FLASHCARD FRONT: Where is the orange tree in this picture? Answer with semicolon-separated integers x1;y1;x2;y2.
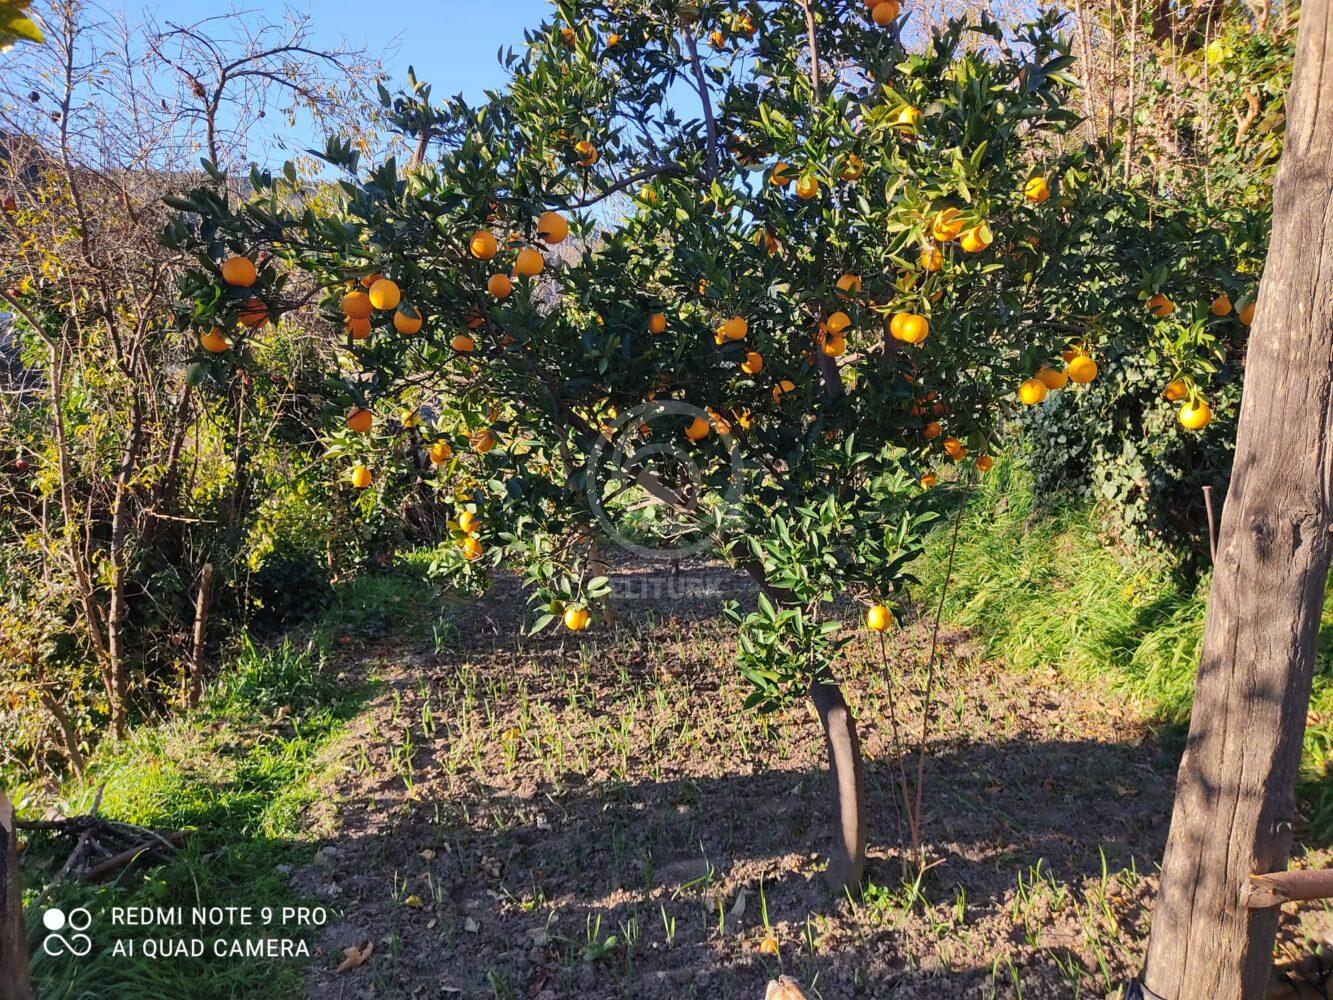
166;1;1131;890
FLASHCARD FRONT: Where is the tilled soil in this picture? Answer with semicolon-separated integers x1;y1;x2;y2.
293;559;1331;999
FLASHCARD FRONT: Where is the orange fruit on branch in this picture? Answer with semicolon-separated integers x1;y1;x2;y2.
221;256;257;287
451;334;476;353
393;307;422;334
200;328;229;353
488;273;513;299
871;0;899;25
350;465;372;489
1210;293;1232;316
537;210;569;244
1067;355;1098;384
237;298;269;328
564;606;591;631
866;604;892;631
515;248;544;277
1036;367;1067;390
345;317;371;340
649;312;667;334
1179;398;1213;430
1164;379;1188;402
1018;377;1048;405
346;407;373;433
1147;293;1175;318
342;290;371;320
1023;176;1050;203
470;230;499;260
741;351;764;374
368;278;400;311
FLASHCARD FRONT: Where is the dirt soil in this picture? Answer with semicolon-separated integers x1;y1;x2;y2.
293;558;1333;999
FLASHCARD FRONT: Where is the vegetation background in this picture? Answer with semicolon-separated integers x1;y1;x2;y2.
0;1;1317;997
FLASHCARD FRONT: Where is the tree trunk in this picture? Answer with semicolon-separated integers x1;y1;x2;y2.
0;793;31;1000
1139;5;1333;997
810;680;867;895
187;563;214;708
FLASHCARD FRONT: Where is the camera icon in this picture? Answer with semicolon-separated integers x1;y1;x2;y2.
42;907;93;957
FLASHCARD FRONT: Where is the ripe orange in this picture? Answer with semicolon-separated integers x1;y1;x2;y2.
646;312;667;334
238;298;269;328
891;312;929;343
741;351;764;374
451;334;476;353
976;455;994;473
360;272;382;288
1036;367;1067;390
840;155;864;181
770;162;793;187
428;440;453;465
470;230;499;260
368;278;400;311
488;273;513;299
1147;293;1175;319
515;248;544;277
893;105;922;129
826;311;852;334
459;510;479;533
959;223;993;253
346;407;373;433
866;604;892;631
1164;379;1188;402
563;606;591;631
200;328;229;353
394;308;422;335
822;335;846;357
345;317;371;340
537;210;569;244
919;246;943;272
796;175;820;200
720;316;748;341
836;274;862;297
471;428;497;453
756;229;780;255
342;291;372;320
923;421;941;440
1179;398;1213;430
1067;355;1098;384
920;473;937;488
1238;299;1256;326
1210;293;1232;316
871;0;899;24
350;465;372;489
683;416;709;442
772;379;796;402
574;140;599;167
1018;377;1048;405
221;256;257;287
1023;176;1050;203
943;437;965;461
461;536;483;560
931;207;964;242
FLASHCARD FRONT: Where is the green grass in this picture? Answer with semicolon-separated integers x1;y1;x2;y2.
917;457;1333;844
17;566;452;999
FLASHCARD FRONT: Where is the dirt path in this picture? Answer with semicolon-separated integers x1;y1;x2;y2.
292;559;1327;999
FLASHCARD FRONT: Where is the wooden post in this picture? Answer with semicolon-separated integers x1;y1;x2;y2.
0;792;32;1000
1139;4;1333;996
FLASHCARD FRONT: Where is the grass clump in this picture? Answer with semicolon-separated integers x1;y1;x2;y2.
918;457;1333;843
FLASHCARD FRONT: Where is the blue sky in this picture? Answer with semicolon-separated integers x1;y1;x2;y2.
152;0;553;101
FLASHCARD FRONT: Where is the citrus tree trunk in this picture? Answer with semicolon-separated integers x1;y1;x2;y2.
810;680;867;893
1139;4;1333;996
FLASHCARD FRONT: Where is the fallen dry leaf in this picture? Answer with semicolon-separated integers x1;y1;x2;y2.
335;939;373;973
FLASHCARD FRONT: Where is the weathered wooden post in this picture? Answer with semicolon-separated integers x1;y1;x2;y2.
0;792;31;1000
1136;3;1333;997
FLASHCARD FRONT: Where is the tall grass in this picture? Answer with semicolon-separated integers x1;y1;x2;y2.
917;458;1333;843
